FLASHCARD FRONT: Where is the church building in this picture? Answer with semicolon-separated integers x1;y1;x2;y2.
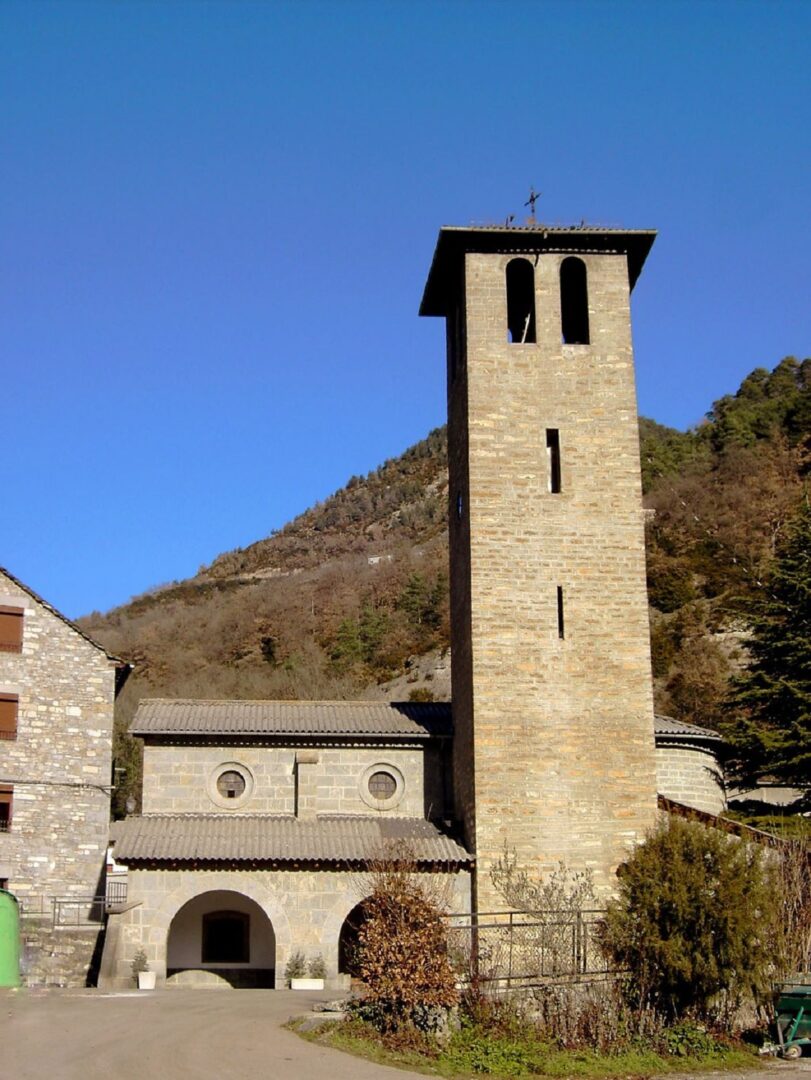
101;222;702;990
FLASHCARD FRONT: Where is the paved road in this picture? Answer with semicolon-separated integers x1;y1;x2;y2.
0;987;422;1080
3;986;811;1080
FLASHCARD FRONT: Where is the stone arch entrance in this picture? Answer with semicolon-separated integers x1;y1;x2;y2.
167;889;276;988
338;899;372;977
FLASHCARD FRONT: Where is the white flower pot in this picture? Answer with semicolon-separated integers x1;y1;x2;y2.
137;971;156;990
290;977;324;990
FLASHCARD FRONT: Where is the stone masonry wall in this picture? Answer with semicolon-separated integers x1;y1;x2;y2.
20;920;104;987
0;571;117;911
446;278;478;863
100;864;472;989
142;742;444;818
450;249;659;905
656;744;726;817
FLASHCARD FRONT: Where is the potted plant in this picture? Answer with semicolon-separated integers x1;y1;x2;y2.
131;948;156;990
286;950;325;990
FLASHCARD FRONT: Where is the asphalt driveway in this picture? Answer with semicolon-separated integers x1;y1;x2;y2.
4;986;811;1080
0;987;422;1080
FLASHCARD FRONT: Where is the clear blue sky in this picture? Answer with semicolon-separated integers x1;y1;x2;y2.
3;0;809;618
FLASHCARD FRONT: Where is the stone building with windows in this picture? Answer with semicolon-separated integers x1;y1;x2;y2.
102;700;471;988
101;222;726;990
0;567;128;984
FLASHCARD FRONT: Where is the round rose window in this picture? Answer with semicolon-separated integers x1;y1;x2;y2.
216;769;246;800
368;771;397;802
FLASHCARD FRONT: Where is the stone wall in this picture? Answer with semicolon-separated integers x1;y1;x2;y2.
99;864;472;990
0;572;118;911
142;741;447;819
446;247;659;904
656;744;726;817
20;919;104;987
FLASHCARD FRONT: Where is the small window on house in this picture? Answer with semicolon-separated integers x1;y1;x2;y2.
0;695;17;741
0;787;12;833
557;586;565;640
546;429;561;493
506;258;536;344
560;257;590;344
0;607;23;653
216;770;246;799
368;771;397;802
202;910;250;964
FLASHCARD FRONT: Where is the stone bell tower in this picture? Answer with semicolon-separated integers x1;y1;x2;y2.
420;224;659;906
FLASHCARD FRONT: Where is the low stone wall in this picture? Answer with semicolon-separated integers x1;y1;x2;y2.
19;919;105;987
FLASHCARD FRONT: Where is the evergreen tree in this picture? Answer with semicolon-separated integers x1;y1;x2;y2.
724;497;811;791
600;816;774;1019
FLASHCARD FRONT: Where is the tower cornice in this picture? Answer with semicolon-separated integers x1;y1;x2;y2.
420;224;656;316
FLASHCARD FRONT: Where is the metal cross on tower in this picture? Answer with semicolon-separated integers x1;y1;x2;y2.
524;187;541;222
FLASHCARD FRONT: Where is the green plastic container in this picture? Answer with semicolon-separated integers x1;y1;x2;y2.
0;888;21;988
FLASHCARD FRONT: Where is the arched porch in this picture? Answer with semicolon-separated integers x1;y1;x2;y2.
166;889;276;988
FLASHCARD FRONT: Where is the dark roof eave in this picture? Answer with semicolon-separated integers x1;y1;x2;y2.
115;856;472;870
420;224;656;316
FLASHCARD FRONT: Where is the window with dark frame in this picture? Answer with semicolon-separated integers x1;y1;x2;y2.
0;787;12;833
0;695;18;741
557;586;565;640
0;607;23;653
202;910;250;964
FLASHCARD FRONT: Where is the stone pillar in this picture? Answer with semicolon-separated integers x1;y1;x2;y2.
295;751;319;819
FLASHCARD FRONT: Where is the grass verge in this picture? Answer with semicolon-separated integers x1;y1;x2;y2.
291;1017;759;1079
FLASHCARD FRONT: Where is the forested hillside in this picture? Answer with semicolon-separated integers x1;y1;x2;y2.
79;357;811;814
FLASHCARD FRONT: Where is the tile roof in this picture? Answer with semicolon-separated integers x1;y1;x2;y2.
654;714;723;742
130;699;452;739
111;814;472;866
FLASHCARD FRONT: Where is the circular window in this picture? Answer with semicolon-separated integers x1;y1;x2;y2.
368;771;397;801
216;770;246;800
359;763;404;811
207;762;254;809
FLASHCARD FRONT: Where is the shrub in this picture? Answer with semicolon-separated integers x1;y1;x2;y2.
356;852;459;1030
284;950;307;983
130;948;149;976
308;953;327;979
599;816;775;1020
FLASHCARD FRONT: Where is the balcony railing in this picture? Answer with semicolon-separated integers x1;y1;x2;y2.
15;880;128;925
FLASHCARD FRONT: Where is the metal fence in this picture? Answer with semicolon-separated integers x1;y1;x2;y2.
51;895;107;927
446;909;608;988
17;878;128;927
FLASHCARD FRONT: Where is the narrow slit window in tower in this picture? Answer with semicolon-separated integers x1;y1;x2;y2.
560;257;590;344
546;429;561;493
506;258;536;344
557;586;565;639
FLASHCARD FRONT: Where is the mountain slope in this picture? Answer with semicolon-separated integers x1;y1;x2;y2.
79;357;810;815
